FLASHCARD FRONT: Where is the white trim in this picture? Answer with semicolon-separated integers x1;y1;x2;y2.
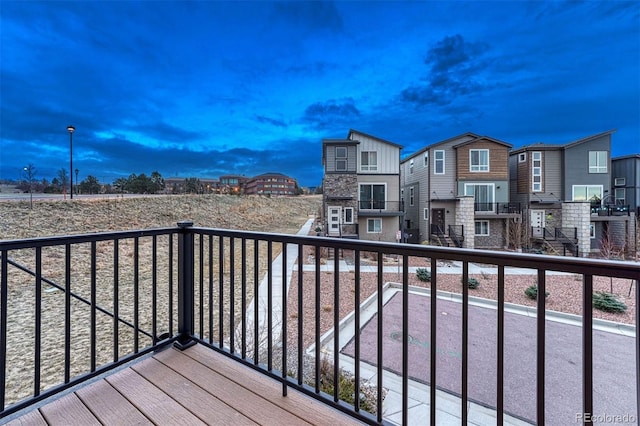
474;220;489;236
518;153;526;163
343;207;354;224
532;151;542;192
571;185;603;202
366;218;382;233
614;177;625;186
588;151;607;174
469;149;489;172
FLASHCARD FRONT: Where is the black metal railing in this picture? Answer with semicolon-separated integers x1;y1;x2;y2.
474;202;521;214
1;222;639;425
358;200;403;212
448;225;464;248
591;204;631;216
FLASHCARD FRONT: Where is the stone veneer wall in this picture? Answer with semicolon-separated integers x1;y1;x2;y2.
561;202;591;257
456;196;475;249
322;174;358;232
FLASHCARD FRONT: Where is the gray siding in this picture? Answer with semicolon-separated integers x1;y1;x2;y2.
612;155;640;211
563;134;611;200
324;144;357;173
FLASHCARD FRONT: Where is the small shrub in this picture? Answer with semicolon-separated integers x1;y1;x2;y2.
525;284;549;300
593;291;627;313
416;268;431;282
464;277;480;289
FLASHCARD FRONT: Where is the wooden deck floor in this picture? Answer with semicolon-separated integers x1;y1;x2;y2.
5;344;364;425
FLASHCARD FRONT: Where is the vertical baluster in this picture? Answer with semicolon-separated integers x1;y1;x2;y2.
402;254;409;426
241;238;247;359
0;250;7;410
113;240;119;362
583;274;593;424
297;244;303;386
90;241;96;372
281;243;287;396
199;234;204;340
218;236;224;347
267;240;273;371
134;237;139;352
65;244;71;382
497;264;505;423
333;247;339;403
230;237;235;354
315;244;320;394
377;251;383;423
430;256;437;424
254;240;259;365
536;269;546;425
354;249;361;412
462;261;469;424
209;235;214;345
152;236;157;343
34;247;41;397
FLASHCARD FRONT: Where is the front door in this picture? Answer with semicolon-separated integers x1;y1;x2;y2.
432;208;445;235
328;206;341;236
531;209;545;238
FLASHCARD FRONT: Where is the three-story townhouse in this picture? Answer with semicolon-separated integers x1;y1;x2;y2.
322;129;403;242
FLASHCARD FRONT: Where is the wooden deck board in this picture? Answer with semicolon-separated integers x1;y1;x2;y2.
106;368;206;426
152;348;313;425
131;357;258;425
38;393;101;425
4;344;365;426
179;344;364;426
75;379;153;425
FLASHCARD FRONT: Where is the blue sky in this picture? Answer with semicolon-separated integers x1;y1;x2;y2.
1;1;638;187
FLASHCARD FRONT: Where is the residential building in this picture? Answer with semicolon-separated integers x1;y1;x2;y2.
245;172;298;196
321;129;403;242
612;154;640;215
401;133;515;249
508;130;635;255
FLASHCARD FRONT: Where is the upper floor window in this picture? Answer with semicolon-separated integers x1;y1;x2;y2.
335;147;347;171
361;151;378;171
532;151;542;192
409;159;414;174
589;151;607;173
409;187;415;206
518;153;526;163
434;150;445;174
614;177;625;186
470;149;489;172
423;151;429;167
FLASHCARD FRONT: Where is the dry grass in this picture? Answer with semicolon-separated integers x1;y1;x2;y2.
1;194;321;406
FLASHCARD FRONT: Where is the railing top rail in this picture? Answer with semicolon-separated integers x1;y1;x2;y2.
0;226;178;250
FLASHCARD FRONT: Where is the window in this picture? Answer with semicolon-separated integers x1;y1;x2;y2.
518;153;526;163
470;149;489;172
532;151;542;192
423;208;429;220
361;151;377;171
343;207;354;224
359;184;386;209
367;218;382;233
409;187;414;206
423;151;429;167
465;183;495;212
572;185;603;202
409;159;414;174
590;223;595;239
614;177;625;186
589;151;607;173
475;221;489;236
335;147;347;171
615;188;626;204
434;150;445;174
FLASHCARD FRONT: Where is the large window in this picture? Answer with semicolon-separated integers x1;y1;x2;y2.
465;183;495;212
475;221;489;236
532;151;542;192
335;147;347;171
572;185;603;202
434;150;445;174
361;151;377;171
615;188;626;204
589;151;607;173
367;218;382;233
359;183;386;209
470;149;489;172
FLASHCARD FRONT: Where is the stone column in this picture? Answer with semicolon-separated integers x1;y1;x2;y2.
456;196;475;249
561;202;591;257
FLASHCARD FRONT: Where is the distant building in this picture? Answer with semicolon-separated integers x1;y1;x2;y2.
218;175;249;194
245;172;298;195
611;154;640;215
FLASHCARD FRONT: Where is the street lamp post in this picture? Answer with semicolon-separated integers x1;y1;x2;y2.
23;167;32;209
67;125;75;199
75;168;79;195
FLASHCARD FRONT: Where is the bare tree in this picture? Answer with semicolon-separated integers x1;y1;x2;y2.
21;163;37;209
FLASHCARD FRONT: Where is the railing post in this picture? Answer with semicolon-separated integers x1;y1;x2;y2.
175;221;196;350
